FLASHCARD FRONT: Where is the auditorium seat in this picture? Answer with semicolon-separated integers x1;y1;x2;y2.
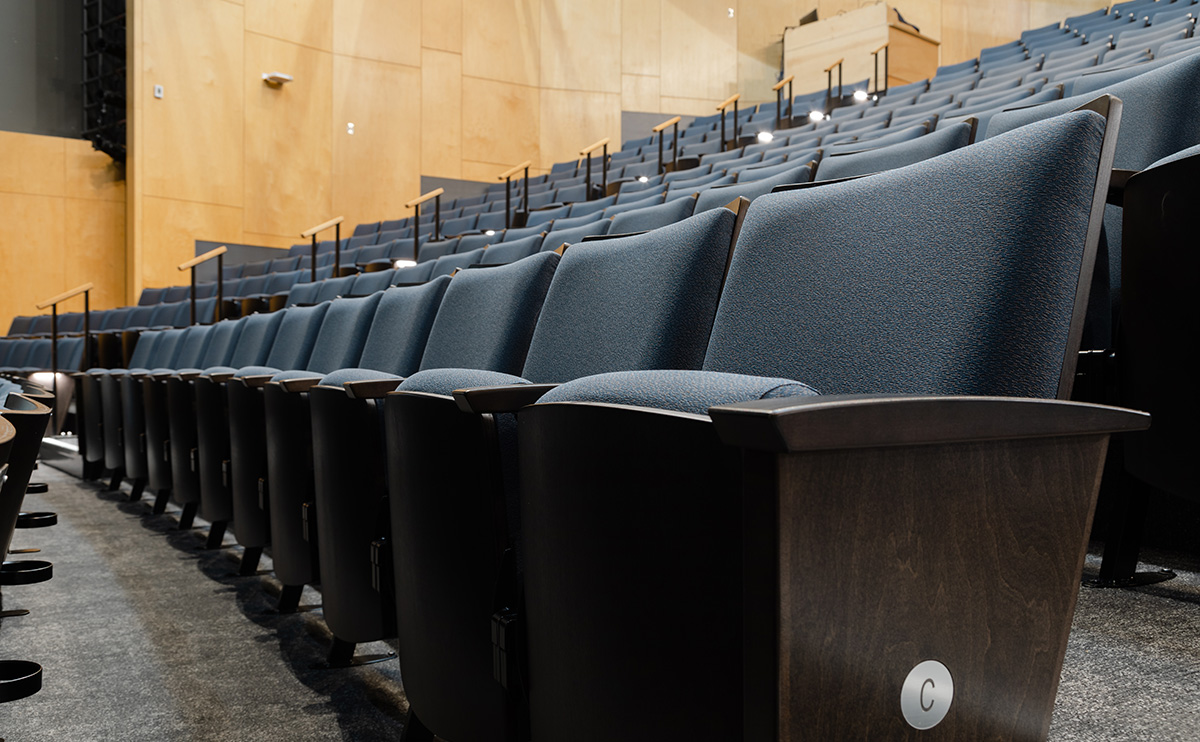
538;220;612;253
166;311;286;527
224;293;383;568
607;195;697;233
509;104;1128;741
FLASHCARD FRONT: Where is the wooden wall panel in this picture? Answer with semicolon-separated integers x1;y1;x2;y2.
65;199;127;313
422;49;464;179
661;0;739;104
462;0;540;87
540;0;621;93
141;0;244;207
0;131;65;197
461;77;539;170
333;0;421;66
64;139;126;204
0;132;125;330
245;0;333;50
621;0;661;77
242;32;333;237
622;74;661;114
940;0;1028;65
140;198;243;290
423;0;462;53
539;89;621;170
0;193;67;326
332;55;422;228
737;0;813;104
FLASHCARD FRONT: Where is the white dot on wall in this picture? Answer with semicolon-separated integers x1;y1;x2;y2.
727;7;735;18
347;122;355;135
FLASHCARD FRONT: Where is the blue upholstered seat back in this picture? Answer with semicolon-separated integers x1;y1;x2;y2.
539;220;611;252
816;122;974;181
301;293;384;374
127;332;161;368
695;164;813;213
197;319;245;367
394;261;435;284
263;302;331;371
144;329;188;368
286;281;322;306
124;305;156;329
226;310;287;368
349;270;396;296
704;111;1106;399
986;53;1200;344
314;275;357;303
417;251;560;375
519;207;739;383
355;277;452;376
481;233;545;265
171;325;215;369
608;195;698;234
19;340;51;369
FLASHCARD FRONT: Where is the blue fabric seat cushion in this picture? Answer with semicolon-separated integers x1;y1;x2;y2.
233;365;282;378
537;369;819;416
321;368;404;387
397;368;530;397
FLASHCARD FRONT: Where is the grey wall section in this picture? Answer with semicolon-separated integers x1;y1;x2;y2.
420;175;488;204
0;0;83;138
193;241;286;282
620;111;697;150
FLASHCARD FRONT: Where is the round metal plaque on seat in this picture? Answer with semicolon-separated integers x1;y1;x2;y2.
900;659;954;730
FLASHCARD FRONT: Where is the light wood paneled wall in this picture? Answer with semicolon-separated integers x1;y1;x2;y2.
0;132;125;333
116;0;1113;305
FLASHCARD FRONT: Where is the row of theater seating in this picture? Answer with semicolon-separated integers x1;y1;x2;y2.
68;63;1197;736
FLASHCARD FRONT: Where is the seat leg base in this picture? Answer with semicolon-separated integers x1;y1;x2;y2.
0;609;31;619
177;502;197;530
324;638;395;669
277;584;304;614
7;549;39;555
151;489;170;515
105;472;122;492
239;547;262;576
1084;568;1176;589
204;520;227;549
128;479;145;503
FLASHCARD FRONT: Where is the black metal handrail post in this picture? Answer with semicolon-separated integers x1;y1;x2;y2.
35;282;94;403
404;189;445;262
652;116;682;174
716;94;740;151
497;162;531;230
580;138;610;200
872;43;890;95
177;246;227;324
773;75;794;130
300;216;345;281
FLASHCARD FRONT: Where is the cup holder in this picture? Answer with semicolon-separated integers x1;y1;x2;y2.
15;512;57;529
0;561;53;586
0;660;42;703
25;483;49;495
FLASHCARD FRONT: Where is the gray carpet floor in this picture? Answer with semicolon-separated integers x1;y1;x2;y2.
2;466;1198;740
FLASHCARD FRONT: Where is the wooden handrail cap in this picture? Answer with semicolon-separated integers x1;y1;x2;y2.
771;75;795;91
716;94;742;111
301;216;345;238
405;188;445;208
497;161;533;180
37;282;95;309
177;246;227;271
652;116;682;133
579;137;611;156
823;58;845;73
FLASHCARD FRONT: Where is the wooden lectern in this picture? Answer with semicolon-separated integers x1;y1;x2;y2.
784;4;939;96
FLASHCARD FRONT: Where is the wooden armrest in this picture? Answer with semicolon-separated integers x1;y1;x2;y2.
149;370;175;380
204;371;235;383
344;378;403;399
278;377;323;393
239;374;275;388
176;370;203;381
708;395;1150;453
452;384;560;413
